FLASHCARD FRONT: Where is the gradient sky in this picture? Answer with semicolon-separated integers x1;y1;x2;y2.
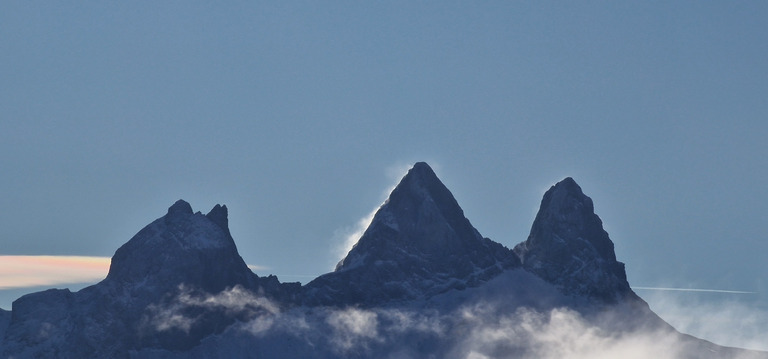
1;1;767;349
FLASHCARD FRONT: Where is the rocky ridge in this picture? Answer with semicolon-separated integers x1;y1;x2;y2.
0;162;765;358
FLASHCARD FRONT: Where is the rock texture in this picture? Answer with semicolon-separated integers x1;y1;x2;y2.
514;177;635;303
304;162;517;305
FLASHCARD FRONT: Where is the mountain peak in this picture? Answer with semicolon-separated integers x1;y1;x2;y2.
336;162;490;271
167;199;193;217
384;162;449;208
5;200;294;356
306;162;516;305
206;204;230;235
556;176;579;191
106;200;255;294
408;161;437;178
514;178;634;303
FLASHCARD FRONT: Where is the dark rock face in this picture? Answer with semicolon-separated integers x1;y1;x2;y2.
304;162;518;305
514;177;636;303
106;200;257;294
0;309;9;345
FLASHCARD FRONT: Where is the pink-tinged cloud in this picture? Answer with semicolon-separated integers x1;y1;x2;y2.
0;255;111;289
0;256;270;290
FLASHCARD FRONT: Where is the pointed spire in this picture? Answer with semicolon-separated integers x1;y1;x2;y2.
309;162;516;305
206;204;230;235
527;177;615;262
108;200;256;294
378;162;480;246
336;162;487;271
514;177;633;303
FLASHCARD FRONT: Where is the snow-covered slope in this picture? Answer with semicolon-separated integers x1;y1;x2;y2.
1;163;765;358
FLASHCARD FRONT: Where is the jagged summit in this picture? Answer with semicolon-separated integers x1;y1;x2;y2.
514;178;635;303
2;200;295;357
4;173;767;359
206;203;230;235
106;200;256;294
306;162;517;305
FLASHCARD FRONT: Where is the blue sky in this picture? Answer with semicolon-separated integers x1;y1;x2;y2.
1;1;767;349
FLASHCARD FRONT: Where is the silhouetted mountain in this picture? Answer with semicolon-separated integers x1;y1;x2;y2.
304;162;517;305
1;201;297;358
107;200;257;294
1;164;765;359
514;177;636;303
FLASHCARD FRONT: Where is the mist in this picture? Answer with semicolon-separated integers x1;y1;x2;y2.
642;290;768;352
138;285;766;359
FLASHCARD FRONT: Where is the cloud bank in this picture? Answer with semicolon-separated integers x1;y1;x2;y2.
141;286;767;359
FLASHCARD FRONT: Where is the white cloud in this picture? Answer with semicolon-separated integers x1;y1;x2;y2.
146;284;280;334
326;308;381;351
140;288;768;358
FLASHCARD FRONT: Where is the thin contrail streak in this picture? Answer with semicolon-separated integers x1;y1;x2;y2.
633;286;756;294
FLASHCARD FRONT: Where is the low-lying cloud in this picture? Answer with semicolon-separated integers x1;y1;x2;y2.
325;308;381;351
146;284;279;333
141;285;767;358
452;306;683;359
642;290;768;352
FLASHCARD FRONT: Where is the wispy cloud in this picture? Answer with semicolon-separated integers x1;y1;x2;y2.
332;206;379;268
0;255;111;289
326;308;381;351
331;164;408;269
146;284;279;333
247;264;270;272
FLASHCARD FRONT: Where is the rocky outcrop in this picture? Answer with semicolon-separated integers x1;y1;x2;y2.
1;201;297;358
514;177;636;303
304;162;517;305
